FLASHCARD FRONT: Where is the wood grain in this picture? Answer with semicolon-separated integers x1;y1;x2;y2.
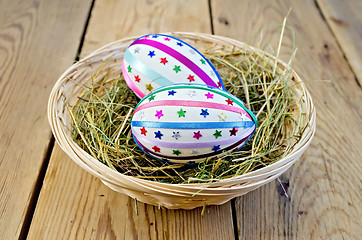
28;145;235;240
0;0;92;239
27;0;236;239
317;0;362;86
212;0;362;239
81;0;212;57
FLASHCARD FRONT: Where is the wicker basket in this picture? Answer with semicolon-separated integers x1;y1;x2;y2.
48;32;316;209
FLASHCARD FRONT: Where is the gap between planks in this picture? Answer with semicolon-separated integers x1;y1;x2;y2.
18;137;55;240
21;1;96;239
313;0;362;88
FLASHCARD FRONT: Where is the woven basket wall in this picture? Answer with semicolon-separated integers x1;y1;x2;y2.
48;32;316;209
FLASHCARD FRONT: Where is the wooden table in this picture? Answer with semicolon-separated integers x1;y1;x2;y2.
1;0;361;239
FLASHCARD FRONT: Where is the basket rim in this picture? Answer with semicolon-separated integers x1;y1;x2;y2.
48;32;316;190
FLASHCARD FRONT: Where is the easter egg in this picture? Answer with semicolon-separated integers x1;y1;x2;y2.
131;84;257;164
122;33;225;99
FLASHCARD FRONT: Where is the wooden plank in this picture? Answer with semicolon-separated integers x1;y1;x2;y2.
81;0;212;57
211;0;362;239
317;0;362;86
27;0;236;239
28;145;234;239
0;0;92;239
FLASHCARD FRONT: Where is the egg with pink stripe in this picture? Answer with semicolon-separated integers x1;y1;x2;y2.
122;33;225;99
131;84;257;164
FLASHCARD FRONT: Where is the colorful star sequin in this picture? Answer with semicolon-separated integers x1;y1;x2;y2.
148;50;155;58
205;92;214;99
154;130;163;139
168;90;176;96
134;47;140;54
187;90;196;97
148;94;156;102
172;131;181;140
193;131;203;140
200;109;209;118
212;145;221;152
160;57;168;65
226;98;233;105
173;65;181;73
173;149;181;156
140;127;147;136
138;111;145;119
146;83;153;91
218;112;227;121
134;75;141;82
191;149;199;154
213;130;222;139
127;65;132;73
152;146;161;152
187;74;195;82
230;127;238;136
240;113;248;120
155;110;164;119
177;108;186;117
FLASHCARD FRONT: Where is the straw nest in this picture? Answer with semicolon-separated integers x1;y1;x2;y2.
48;32;316;209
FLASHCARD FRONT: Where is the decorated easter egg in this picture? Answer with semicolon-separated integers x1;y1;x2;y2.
122;33;225;99
131;84;257;164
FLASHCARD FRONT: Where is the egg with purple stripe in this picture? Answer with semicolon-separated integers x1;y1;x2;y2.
131;84;257;164
122;33;225;99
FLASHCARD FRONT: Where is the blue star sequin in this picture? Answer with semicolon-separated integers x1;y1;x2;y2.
177;42;183;47
168;90;176;96
148;50;155;58
152;35;159;38
200;109;209;118
154;130;163;139
212;145;221;152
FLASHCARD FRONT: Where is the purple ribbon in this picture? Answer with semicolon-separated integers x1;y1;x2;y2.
136;134;252;161
131;39;219;88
